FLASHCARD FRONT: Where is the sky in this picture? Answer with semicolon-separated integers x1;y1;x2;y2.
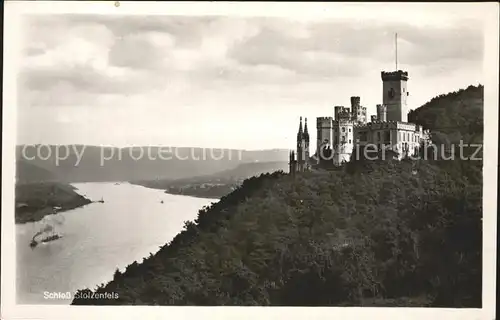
16;4;485;150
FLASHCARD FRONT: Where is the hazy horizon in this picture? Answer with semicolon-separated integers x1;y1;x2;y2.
15;143;290;151
17;4;484;150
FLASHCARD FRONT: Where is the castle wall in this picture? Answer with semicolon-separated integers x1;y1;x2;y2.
352;120;426;160
376;104;387;122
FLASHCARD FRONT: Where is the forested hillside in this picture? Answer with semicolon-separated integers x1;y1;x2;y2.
408;84;483;145
73;85;483;307
15;182;91;224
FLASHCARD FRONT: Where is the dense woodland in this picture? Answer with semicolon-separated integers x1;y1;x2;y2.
72;85;483;307
15;182;91;224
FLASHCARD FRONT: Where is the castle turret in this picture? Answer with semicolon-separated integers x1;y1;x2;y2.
332;106;354;165
350;96;367;124
334;106;351;121
303;118;310;144
351;96;360;109
289;150;297;176
295;117;309;172
297;116;303;141
376;104;387;122
303;118;310;169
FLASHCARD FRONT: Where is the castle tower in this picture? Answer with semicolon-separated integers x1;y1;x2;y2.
376;104;387;122
350;96;367;124
316;117;333;163
332;106;354;165
381;70;409;122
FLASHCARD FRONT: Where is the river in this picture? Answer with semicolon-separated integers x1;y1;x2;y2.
16;182;215;304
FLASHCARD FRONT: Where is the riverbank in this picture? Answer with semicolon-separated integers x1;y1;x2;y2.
163;185;231;199
134;180;231;199
15;182;92;224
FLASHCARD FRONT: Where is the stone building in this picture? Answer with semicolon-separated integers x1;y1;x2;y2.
290;69;430;174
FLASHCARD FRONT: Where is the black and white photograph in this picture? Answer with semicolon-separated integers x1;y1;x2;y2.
1;2;498;319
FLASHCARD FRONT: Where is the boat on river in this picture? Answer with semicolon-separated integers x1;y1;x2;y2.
30;226;63;248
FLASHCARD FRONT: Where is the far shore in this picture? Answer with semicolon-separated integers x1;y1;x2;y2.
15;182;93;224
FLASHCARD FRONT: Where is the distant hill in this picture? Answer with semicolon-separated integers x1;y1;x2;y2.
211;161;290;180
135;161;289;198
16;159;57;184
15;146;289;183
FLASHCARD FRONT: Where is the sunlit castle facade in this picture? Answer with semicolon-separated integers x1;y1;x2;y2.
289;69;431;174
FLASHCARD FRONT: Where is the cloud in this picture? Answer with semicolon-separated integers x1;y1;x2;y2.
228;19;483;77
18;14;483;110
108;31;175;69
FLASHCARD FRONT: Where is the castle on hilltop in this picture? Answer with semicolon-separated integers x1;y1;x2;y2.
289;69;430;174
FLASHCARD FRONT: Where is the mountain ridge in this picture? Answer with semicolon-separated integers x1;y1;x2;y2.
16;146;289;183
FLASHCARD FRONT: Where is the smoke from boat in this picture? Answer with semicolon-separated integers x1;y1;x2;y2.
32;215;65;241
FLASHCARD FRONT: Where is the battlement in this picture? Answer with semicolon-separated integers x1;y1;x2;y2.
317;116;333;121
317;117;333;128
354;123;369;129
381;70;409;81
334;105;351;121
354;120;422;132
354;120;421;128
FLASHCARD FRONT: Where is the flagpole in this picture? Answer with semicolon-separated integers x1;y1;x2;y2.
395;33;398;71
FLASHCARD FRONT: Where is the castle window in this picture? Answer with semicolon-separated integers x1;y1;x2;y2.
349;128;351;132
342;127;345;132
349;139;351;144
